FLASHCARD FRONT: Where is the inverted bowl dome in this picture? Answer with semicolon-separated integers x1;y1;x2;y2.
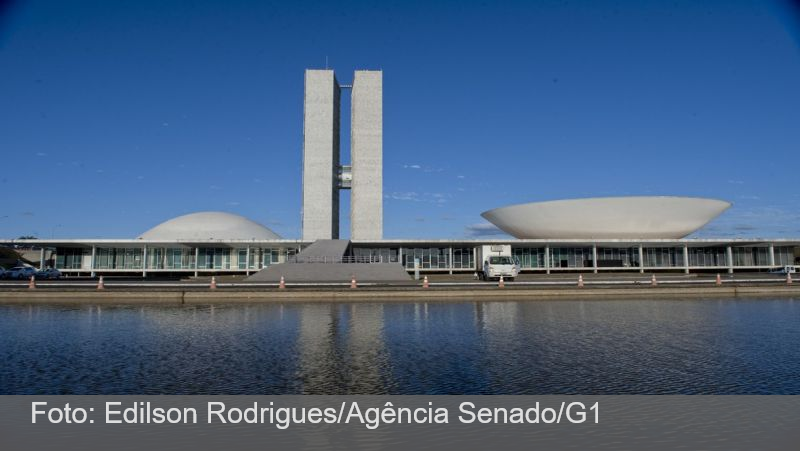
481;197;731;239
139;211;281;240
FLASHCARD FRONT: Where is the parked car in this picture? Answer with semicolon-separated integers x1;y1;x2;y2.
36;268;62;279
0;266;6;279
6;266;37;280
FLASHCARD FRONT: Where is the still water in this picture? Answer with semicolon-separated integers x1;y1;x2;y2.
1;298;799;395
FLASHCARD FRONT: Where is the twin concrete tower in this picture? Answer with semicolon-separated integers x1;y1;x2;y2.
301;69;383;241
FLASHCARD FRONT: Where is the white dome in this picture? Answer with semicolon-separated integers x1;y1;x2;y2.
481;196;731;239
138;212;281;240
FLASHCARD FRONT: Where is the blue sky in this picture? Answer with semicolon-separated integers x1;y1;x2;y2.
1;0;799;240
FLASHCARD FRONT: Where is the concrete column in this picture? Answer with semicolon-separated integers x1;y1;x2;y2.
142;245;148;278
245;246;251;276
350;70;383;240
592;244;598;274
545;245;550;274
472;247;477;272
448;247;453;275
90;245;96;278
726;245;734;274
638;244;644;274
194;247;199;277
683;244;690;274
769;244;775;267
39;248;45;269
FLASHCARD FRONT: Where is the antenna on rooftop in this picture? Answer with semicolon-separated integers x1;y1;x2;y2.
325;56;328;69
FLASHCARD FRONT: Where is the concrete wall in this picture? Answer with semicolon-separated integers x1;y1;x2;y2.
350;70;383;240
302;69;340;240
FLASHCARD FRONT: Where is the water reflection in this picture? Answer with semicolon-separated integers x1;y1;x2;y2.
1;299;799;395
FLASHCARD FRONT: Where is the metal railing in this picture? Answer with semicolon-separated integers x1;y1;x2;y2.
287;255;398;264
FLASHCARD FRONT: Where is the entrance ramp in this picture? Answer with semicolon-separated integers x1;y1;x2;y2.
294;239;350;261
246;239;411;283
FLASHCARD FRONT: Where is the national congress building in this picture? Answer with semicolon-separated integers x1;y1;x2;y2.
2;69;798;277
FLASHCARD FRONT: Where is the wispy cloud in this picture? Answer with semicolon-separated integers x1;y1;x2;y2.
402;164;444;173
387;191;419;201
386;191;451;204
464;222;508;237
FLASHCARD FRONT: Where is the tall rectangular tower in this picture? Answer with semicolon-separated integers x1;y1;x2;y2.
350;70;383;240
302;69;341;240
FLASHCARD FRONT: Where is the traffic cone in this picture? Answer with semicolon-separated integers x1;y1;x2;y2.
279;276;286;289
498;275;505;288
423;276;429;288
97;276;105;290
210;276;217;290
715;273;722;286
350;275;357;289
651;274;657;287
578;274;584;288
788;273;793;285
28;275;36;289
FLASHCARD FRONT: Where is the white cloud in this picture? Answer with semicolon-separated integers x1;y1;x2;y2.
464;222;508;237
388;191;419;201
387;192;451;204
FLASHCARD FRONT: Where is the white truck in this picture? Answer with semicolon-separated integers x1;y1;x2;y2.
478;245;520;281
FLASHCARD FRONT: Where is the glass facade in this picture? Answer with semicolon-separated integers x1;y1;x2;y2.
688;247;727;267
49;243;797;272
451;247;474;269
775;246;794;266
549;247;593;268
643;247;684;267
54;246;299;271
732;247;770;267
166;248;195;269
512;247;544;268
55;248;88;269
94;248;143;269
403;247;450;269
597;247;640;268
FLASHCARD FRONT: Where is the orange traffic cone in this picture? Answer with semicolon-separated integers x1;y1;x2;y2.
715;273;722;286
498;275;505;288
97;276;105;290
423;276;429;288
210;276;217;290
651;274;657;287
279;276;286;289
578;274;584;288
350;275;357;289
28;275;36;289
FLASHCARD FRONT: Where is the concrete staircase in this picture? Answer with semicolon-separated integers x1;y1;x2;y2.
246;239;412;283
